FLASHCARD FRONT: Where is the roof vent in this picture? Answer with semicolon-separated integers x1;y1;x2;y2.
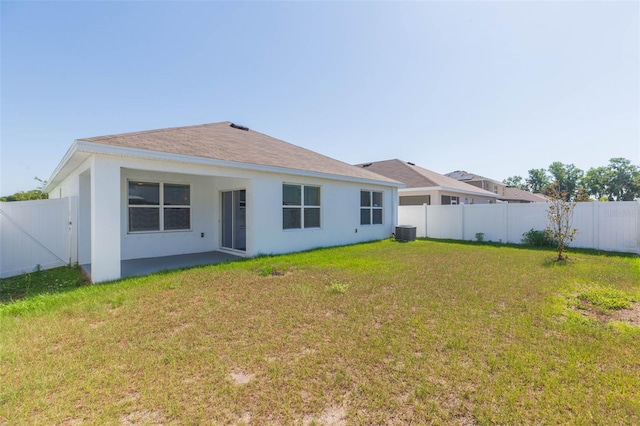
361;163;372;168
230;123;249;131
407;162;415;166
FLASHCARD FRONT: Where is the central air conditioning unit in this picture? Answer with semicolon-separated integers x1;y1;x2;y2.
395;225;416;242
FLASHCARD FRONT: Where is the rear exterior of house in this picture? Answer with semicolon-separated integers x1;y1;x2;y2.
445;170;506;195
46;122;402;282
446;170;548;203
356;160;500;206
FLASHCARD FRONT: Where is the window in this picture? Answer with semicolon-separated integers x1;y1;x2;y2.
283;184;320;229
128;181;190;232
441;195;459;205
400;195;430;206
360;191;383;225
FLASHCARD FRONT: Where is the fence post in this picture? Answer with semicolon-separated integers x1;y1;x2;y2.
593;201;599;251
460;203;465;240
504;202;509;243
637;200;640;255
424;203;428;238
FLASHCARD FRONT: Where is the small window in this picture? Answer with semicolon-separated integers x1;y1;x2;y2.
128;181;190;232
441;195;459;205
361;191;383;225
283;184;321;229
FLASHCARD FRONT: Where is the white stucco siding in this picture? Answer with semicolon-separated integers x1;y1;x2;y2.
48;155;93;200
436;190;496;205
120;169;221;260
251;173;395;256
400;188;497;206
91;155;121;282
48;152;398;278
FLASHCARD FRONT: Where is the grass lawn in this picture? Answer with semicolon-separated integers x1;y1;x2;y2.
1;239;639;424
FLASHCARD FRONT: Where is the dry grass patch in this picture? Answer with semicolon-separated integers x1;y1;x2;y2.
1;240;639;424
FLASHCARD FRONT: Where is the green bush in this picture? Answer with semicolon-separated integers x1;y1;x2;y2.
522;228;556;247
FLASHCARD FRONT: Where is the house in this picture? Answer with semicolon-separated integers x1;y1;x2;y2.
445;170;505;195
502;187;548;203
445;170;547;203
46;122;403;282
355;159;500;205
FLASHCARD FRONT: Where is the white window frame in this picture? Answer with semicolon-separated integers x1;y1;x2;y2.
128;181;191;233
360;190;384;225
282;184;321;230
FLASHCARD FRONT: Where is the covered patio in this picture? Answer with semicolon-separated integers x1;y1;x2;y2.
81;250;242;280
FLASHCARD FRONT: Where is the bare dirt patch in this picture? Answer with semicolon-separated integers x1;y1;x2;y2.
121;410;164;425
610;302;640;326
229;371;255;385
303;405;347;426
578;302;640;326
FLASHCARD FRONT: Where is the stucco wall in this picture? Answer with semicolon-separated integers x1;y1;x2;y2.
120;169;219;260
52;153;398;270
251;172;395;256
400;188;496;206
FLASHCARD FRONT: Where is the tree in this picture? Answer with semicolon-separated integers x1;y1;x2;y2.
548;162;583;200
503;175;526;189
525;168;551;193
545;183;578;261
0;177;49;202
606;157;639;201
582;166;610;200
574;187;592;202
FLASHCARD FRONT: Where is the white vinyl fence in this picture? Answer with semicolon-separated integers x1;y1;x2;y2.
399;201;640;254
0;197;78;278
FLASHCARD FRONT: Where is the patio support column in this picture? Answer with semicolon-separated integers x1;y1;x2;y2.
90;156;121;282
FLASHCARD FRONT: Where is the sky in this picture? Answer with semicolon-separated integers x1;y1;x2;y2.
1;1;638;195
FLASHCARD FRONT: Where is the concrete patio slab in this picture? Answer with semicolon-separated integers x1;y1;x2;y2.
81;250;242;280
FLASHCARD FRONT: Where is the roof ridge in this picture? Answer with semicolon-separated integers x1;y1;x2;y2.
78;122;231;142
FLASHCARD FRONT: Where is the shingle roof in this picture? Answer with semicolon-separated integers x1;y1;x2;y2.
445;170;501;184
77;122;399;184
503;187;548;202
355;160;499;196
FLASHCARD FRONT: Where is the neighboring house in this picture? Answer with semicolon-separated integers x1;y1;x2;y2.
446;170;547;203
46;122;402;282
502;187;548;203
445;170;506;195
355;159;500;206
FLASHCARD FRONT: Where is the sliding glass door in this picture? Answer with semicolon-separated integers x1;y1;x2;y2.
221;190;246;251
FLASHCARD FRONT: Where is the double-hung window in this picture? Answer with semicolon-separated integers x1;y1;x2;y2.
283;184;321;229
360;190;383;225
128;181;191;232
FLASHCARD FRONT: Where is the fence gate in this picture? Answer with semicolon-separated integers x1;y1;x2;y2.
0;197;77;279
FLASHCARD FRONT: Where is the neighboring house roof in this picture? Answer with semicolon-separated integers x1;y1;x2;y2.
47;122;402;190
503;187;548;203
445;170;503;185
354;159;500;198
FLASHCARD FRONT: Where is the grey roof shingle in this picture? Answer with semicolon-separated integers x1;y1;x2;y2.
78;122;399;184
